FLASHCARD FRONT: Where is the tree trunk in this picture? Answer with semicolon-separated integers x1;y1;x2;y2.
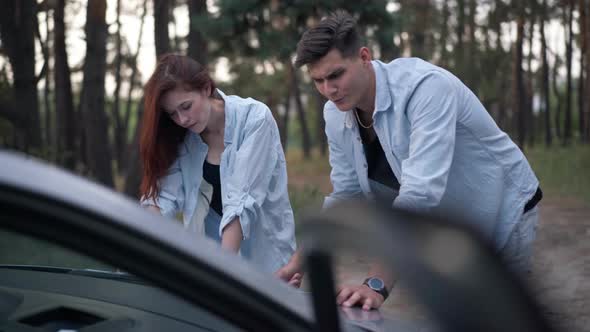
122;0;148;173
513;9;526;150
154;0;171;58
553;56;563;139
455;0;466;78
280;85;291;151
38;8;53;156
540;0;552;146
581;0;590;143
286;62;311;159
564;0;574;145
438;0;450;67
0;0;42;152
54;0;77;170
123;98;144;198
314;89;327;156
586;0;590;142
187;0;208;65
402;0;430;59
113;0;125;173
81;0;114;187
527;15;536;147
466;0;478;94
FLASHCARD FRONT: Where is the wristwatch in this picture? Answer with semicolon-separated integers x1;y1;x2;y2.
363;277;389;300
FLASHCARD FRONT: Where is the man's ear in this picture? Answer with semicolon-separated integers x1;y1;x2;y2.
359;47;372;65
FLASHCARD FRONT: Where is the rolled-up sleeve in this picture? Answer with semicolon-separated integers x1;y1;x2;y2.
220;108;278;239
393;72;458;213
140;158;185;219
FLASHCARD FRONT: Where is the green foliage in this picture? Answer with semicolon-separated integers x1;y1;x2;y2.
289;184;324;222
527;144;590;204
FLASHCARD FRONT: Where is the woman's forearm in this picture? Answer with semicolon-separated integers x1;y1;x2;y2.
147;205;161;214
221;216;243;253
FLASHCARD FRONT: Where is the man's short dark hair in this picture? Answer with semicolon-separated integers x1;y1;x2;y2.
294;10;361;68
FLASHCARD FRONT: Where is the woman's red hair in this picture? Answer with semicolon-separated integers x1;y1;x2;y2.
139;54;216;201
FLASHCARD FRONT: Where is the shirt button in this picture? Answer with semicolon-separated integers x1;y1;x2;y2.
357;137;361;141
364;164;368;168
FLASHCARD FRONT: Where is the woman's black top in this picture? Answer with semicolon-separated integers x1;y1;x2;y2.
202;160;223;216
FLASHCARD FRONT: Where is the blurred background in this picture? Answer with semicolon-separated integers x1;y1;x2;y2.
0;0;588;209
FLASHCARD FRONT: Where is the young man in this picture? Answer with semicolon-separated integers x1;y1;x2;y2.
282;10;542;310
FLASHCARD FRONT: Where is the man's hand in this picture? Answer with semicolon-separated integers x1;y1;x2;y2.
336;284;384;311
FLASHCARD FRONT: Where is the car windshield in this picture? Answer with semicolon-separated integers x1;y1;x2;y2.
0;229;117;273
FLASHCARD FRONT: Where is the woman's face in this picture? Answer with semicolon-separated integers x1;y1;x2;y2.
160;85;211;134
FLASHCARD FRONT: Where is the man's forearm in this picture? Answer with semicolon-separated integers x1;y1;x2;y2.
367;261;395;290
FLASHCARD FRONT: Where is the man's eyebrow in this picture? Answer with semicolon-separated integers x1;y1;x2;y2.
326;68;344;78
311;68;344;81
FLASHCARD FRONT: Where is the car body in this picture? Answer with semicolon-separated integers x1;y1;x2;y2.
0;150;435;332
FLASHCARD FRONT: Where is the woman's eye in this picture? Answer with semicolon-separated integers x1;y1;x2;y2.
181;102;192;110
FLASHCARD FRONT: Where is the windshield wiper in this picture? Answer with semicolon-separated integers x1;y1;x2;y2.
0;264;144;284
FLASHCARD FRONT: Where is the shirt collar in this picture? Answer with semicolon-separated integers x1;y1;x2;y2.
216;89;233;145
344;61;392;130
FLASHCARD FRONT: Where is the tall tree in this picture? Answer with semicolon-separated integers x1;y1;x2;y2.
526;10;536;147
585;0;590;141
466;0;479;94
154;0;171;58
578;0;590;143
314;88;327;155
540;0;553;146
438;0;450;67
455;0;467;79
187;0;208;65
81;0;114;187
286;61;311;158
35;5;52;154
553;54;563;139
112;0;125;173
513;2;527;149
399;0;432;59
54;0;77;170
123;0;149;198
564;0;574;145
0;0;42;152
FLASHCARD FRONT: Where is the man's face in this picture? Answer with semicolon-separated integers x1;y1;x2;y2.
308;48;369;111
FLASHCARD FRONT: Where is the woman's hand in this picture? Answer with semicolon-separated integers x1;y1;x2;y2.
275;249;303;288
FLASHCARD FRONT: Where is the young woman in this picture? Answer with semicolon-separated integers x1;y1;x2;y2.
139;54;299;283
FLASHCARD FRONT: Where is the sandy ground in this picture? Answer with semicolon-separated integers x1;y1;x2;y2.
324;197;590;331
530;197;590;332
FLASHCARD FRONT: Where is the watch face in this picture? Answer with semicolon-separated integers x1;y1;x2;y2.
368;278;384;290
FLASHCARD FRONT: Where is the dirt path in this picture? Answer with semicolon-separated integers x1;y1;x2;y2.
531;197;590;331
329;197;590;330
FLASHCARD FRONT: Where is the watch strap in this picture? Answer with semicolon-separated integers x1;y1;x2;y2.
363;277;389;300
